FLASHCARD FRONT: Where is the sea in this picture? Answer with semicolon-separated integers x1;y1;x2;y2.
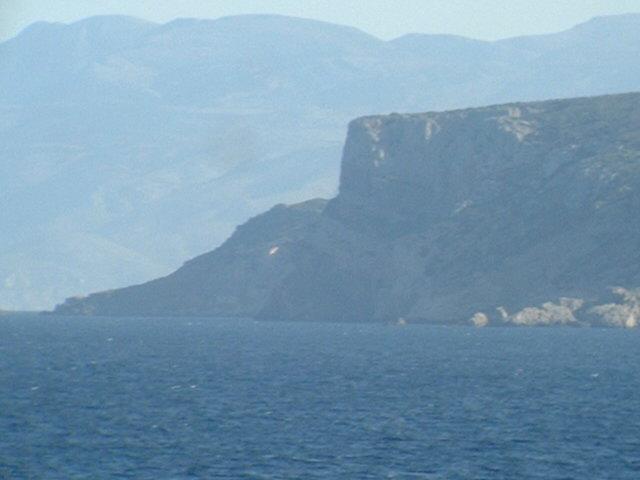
1;315;639;479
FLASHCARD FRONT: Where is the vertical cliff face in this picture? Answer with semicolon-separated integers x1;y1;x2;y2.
329;106;537;236
331;94;640;236
55;93;640;324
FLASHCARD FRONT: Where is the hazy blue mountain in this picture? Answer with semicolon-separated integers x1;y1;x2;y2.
3;13;640;310
55;92;640;326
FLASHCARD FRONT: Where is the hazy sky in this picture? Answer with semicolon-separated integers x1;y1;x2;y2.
2;0;640;42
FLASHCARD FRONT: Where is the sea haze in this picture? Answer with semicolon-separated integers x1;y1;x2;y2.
1;315;639;479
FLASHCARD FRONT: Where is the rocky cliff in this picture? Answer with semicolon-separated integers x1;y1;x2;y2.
54;92;640;325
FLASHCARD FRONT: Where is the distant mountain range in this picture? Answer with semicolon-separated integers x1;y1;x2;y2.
2;13;640;310
54;92;640;326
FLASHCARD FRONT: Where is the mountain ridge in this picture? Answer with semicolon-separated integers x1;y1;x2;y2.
9;12;640;46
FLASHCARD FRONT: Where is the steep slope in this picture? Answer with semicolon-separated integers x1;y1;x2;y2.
54;92;640;324
4;14;640;310
56;200;328;317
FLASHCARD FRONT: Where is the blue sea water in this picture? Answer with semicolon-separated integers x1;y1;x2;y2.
1;315;639;479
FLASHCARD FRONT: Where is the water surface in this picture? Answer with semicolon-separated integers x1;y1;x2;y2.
1;315;639;479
